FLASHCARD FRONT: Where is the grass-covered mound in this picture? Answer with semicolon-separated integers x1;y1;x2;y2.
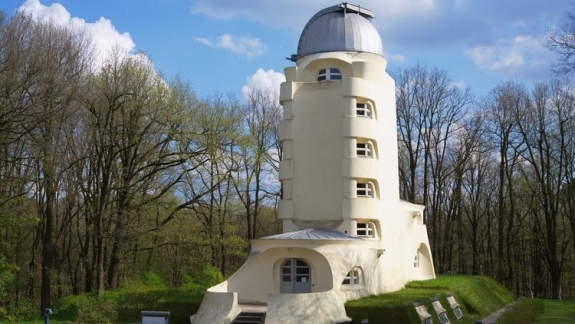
345;275;516;324
534;299;575;323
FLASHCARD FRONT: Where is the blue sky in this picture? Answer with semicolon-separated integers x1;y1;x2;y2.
0;0;571;100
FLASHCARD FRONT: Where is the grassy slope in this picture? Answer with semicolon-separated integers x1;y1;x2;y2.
534;300;575;323
345;275;516;324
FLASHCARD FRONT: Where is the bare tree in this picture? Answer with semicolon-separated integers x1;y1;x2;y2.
515;80;573;299
9;13;93;310
232;88;281;240
547;2;575;74
394;64;472;273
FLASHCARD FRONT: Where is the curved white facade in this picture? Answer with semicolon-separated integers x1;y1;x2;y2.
191;4;435;323
279;52;400;233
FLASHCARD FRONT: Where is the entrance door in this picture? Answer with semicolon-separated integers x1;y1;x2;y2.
280;258;311;293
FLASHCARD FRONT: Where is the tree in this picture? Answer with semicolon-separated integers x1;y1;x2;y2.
484;81;528;287
185;94;247;275
232;88;281;240
80;52;221;291
4;12;93;310
547;2;575;74
394;64;472;273
515;80;573;299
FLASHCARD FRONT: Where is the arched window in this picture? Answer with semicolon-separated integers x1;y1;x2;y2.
318;68;342;81
342;267;363;286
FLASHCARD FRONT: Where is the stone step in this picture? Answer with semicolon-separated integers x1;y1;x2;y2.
231;311;266;324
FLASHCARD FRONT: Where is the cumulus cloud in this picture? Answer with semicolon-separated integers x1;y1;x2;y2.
465;36;551;79
194;33;267;59
18;0;135;70
242;68;285;99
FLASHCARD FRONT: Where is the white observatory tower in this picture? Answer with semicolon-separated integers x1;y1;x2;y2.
191;4;435;323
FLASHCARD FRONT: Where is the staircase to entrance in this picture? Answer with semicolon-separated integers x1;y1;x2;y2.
231;304;267;324
230;311;266;324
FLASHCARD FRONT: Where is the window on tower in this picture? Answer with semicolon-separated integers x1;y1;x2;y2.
356;222;376;238
356;182;375;198
356;142;373;157
318;68;342;81
356;102;373;118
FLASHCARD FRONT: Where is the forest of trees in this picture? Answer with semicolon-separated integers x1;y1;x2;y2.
1;5;575;314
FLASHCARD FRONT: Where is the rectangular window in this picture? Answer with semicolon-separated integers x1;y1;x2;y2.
356;103;372;118
330;70;342;80
357;222;374;237
356;143;372;157
356;182;373;197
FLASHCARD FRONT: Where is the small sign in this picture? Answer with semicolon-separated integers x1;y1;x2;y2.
142;317;168;324
141;311;170;324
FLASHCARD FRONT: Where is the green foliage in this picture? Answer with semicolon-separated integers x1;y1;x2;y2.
534;299;575;323
58;292;117;324
0;298;37;323
180;264;224;294
497;298;544;324
345;302;420;324
0;255;17;300
119;271;168;293
345;275;516;324
114;289;204;323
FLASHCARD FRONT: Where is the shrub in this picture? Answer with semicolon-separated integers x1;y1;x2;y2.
496;298;544;324
114;289;204;323
180;265;224;294
58;292;118;324
0;256;17;302
0;298;38;323
120;271;168;292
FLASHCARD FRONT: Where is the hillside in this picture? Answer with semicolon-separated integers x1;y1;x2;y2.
345;275;516;324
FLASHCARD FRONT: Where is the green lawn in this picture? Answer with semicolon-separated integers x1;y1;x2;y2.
534;300;575;323
345;275;516;324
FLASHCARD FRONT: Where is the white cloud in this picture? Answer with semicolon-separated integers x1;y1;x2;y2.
18;0;135;70
193;37;212;46
242;68;285;99
188;0;569;50
452;79;467;89
465;35;551;79
384;50;407;63
194;33;267;59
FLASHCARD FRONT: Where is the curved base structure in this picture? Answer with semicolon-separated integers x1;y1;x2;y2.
191;201;435;324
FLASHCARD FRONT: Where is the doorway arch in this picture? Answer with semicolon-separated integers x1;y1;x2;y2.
280;258;311;293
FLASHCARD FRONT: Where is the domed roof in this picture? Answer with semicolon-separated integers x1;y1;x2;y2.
292;3;383;61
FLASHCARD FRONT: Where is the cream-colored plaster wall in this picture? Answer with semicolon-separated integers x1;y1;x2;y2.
212;246;333;304
189;291;240;324
279;52;401;234
192;50;436;324
289;84;344;225
266;290;350;324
